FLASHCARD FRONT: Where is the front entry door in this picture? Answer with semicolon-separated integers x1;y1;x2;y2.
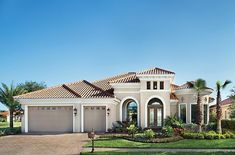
148;106;163;128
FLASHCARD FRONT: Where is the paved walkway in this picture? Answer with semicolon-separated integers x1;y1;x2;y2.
83;147;235;153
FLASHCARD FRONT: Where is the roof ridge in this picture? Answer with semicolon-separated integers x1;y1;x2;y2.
137;67;175;74
92;72;131;83
109;72;136;83
83;80;114;97
62;84;81;98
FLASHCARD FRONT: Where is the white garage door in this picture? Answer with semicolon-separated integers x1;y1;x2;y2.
28;106;73;133
84;106;106;132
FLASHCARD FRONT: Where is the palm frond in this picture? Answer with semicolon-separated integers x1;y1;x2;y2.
222;80;232;89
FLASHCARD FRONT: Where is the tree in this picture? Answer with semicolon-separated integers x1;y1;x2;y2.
194;79;207;132
18;81;46;93
0;82;26;129
215;80;232;133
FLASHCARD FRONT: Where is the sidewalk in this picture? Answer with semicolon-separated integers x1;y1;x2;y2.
83;147;235;153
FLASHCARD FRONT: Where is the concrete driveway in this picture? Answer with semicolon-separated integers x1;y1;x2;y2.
0;133;88;155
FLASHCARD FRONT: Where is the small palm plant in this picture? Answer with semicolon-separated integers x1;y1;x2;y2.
0;82;26;129
194;79;207;133
215;80;232;133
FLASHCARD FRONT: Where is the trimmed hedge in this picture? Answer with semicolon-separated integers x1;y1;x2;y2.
182;131;235;140
222;120;235;130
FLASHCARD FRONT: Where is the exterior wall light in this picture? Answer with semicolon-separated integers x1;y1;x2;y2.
74;108;77;116
107;108;110;116
20;110;24;115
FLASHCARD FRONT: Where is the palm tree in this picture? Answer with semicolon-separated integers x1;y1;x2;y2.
216;80;232;133
0;82;26;129
194;79;207;132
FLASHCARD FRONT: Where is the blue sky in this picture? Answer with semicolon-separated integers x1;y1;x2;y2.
0;0;235;110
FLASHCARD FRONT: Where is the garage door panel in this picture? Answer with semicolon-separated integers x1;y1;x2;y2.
28;106;73;133
84;106;106;132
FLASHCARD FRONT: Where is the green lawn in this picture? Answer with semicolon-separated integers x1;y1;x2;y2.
81;152;235;155
86;138;235;149
0;122;21;131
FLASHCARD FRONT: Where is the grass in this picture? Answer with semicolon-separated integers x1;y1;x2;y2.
86;137;235;149
0;122;21;131
81;152;235;155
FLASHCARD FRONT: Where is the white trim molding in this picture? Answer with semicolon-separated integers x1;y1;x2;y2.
119;96;140;126
24;105;28;133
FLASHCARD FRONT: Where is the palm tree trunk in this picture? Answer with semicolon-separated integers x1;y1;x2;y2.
9;109;14;129
216;91;222;133
197;92;202;132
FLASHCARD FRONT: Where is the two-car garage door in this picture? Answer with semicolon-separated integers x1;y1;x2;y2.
28;105;106;133
28;106;73;133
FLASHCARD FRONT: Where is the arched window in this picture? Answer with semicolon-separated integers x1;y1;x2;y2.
127;101;137;123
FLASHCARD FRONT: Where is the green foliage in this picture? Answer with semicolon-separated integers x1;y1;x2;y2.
205;123;217;131
221;120;235;130
0;82;26;128
164;116;183;128
18;81;46;93
182;130;235;140
183;123;198;132
126;124;138;138
143;129;155;139
209;111;217;123
162;126;174;137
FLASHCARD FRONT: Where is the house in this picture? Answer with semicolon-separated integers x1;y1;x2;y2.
210;98;234;120
15;67;214;133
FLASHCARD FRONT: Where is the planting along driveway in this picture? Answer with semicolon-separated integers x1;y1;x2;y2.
0;133;88;155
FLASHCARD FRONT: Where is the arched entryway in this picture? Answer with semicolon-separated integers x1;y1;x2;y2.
147;98;164;128
120;97;139;125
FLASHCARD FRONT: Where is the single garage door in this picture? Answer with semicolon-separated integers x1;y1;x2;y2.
84;106;106;132
28;106;73;133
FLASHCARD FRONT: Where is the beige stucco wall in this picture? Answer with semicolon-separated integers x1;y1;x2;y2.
175;91;210;124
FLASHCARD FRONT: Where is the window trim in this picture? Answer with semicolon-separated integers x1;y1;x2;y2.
160;81;164;90
153;81;158;90
147;81;151;90
178;103;187;123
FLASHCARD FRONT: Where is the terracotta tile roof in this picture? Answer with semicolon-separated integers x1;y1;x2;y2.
221;98;233;106
92;72;133;94
137;67;175;75
14;84;79;99
66;80;113;98
175;81;212;90
0;111;9;117
109;73;140;83
171;84;179;91
15;80;114;99
170;93;178;100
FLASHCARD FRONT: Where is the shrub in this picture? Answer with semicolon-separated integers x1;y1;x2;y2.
144;129;155;139
164;116;183;128
162;126;174;137
126;124;138;138
222;120;235;131
205;123;216;131
183;123;198;132
182;132;204;139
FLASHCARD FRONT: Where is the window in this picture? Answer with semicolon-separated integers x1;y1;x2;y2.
191;104;197;123
147;81;151;90
179;104;186;123
160;81;164;90
153;81;158;89
204;104;208;124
